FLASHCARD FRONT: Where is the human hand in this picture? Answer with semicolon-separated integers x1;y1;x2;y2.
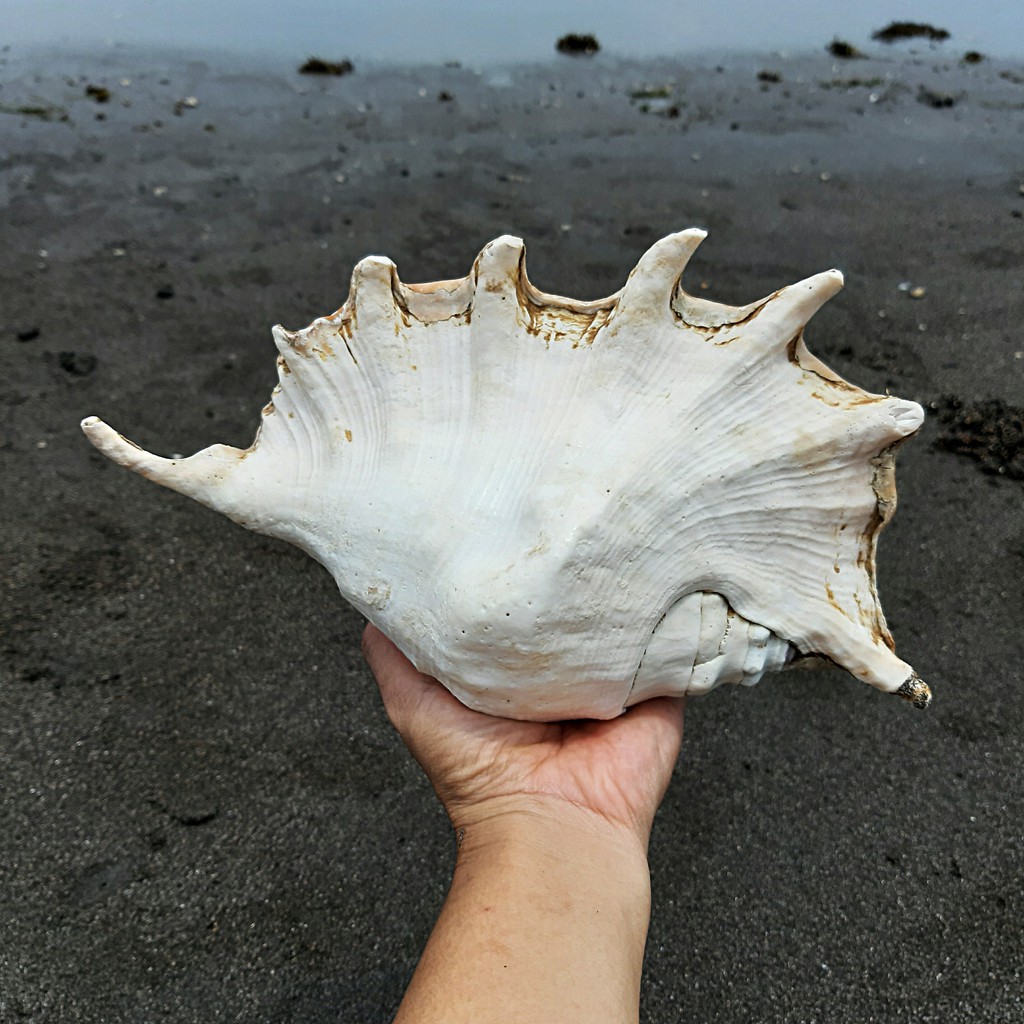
362;624;685;852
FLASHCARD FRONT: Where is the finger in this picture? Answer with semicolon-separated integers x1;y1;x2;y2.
362;625;523;745
627;694;686;731
622;695;686;763
361;623;439;733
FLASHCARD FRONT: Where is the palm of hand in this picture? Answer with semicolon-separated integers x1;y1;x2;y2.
363;626;685;838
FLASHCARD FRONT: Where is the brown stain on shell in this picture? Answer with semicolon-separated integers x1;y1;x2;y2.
787;335;886;407
824;580;851;621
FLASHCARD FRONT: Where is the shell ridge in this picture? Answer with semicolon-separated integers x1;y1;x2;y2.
544;356;800;641
457;236;610;527
255;350;313;468
346;329;392;507
701;503;884;620
579;462;891;695
579;352;838;548
433;335;477;541
713;544;908;692
268;308;405;564
271;324;362;503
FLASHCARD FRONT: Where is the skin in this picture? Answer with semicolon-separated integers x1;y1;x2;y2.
362;624;686;1024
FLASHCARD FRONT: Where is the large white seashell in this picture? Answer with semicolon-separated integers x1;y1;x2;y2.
82;231;930;720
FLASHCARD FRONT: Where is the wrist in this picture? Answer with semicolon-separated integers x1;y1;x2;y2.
451;794;653;885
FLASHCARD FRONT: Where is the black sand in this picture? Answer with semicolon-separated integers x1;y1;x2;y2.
2;44;1022;1022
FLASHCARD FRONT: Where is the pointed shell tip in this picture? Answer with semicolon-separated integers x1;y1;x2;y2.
897;674;932;710
490;232;525;249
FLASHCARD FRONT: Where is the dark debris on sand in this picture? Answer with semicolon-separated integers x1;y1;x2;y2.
0;101;68;121
932;396;1024;479
827;39;864;59
556;34;600;56
917;86;958;108
873;22;951;43
56;351;98;377
298;57;354;76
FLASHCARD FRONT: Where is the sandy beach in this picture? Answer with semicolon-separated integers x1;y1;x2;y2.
2;41;1022;1022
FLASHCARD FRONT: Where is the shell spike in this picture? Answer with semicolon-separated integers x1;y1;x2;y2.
474;234;525;276
272;323;303;357
473;235;525;289
752;269;844;349
348;255;401;328
897;674;932;710
615;229;707;319
889;400;925;438
81;416;244;509
471;235;527;320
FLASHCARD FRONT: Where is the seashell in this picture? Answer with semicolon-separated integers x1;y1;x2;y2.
82;231;931;721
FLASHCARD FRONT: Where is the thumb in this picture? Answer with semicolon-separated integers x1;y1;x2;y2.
362;624;443;733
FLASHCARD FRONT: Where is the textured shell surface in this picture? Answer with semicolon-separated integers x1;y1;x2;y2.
83;230;930;721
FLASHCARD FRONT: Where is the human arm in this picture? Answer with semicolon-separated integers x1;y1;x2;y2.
361;625;686;1024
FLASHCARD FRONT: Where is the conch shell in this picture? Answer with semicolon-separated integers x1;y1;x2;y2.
82;231;930;720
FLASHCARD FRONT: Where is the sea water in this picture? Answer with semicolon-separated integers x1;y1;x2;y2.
5;0;1022;62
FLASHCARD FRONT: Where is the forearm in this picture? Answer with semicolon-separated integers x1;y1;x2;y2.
395;799;652;1024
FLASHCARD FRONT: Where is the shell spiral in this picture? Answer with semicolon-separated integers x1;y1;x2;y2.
82;231;929;720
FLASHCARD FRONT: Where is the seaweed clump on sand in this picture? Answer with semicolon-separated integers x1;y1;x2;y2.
932;396;1024;480
917;87;957;108
827;39;864;59
0;101;68;121
556;34;600;56
873;22;950;43
299;57;354;76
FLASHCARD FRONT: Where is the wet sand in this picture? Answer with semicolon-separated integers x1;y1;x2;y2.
2;43;1022;1022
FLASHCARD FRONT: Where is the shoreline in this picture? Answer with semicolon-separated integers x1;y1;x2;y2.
7;3;1024;64
5;37;1023;77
